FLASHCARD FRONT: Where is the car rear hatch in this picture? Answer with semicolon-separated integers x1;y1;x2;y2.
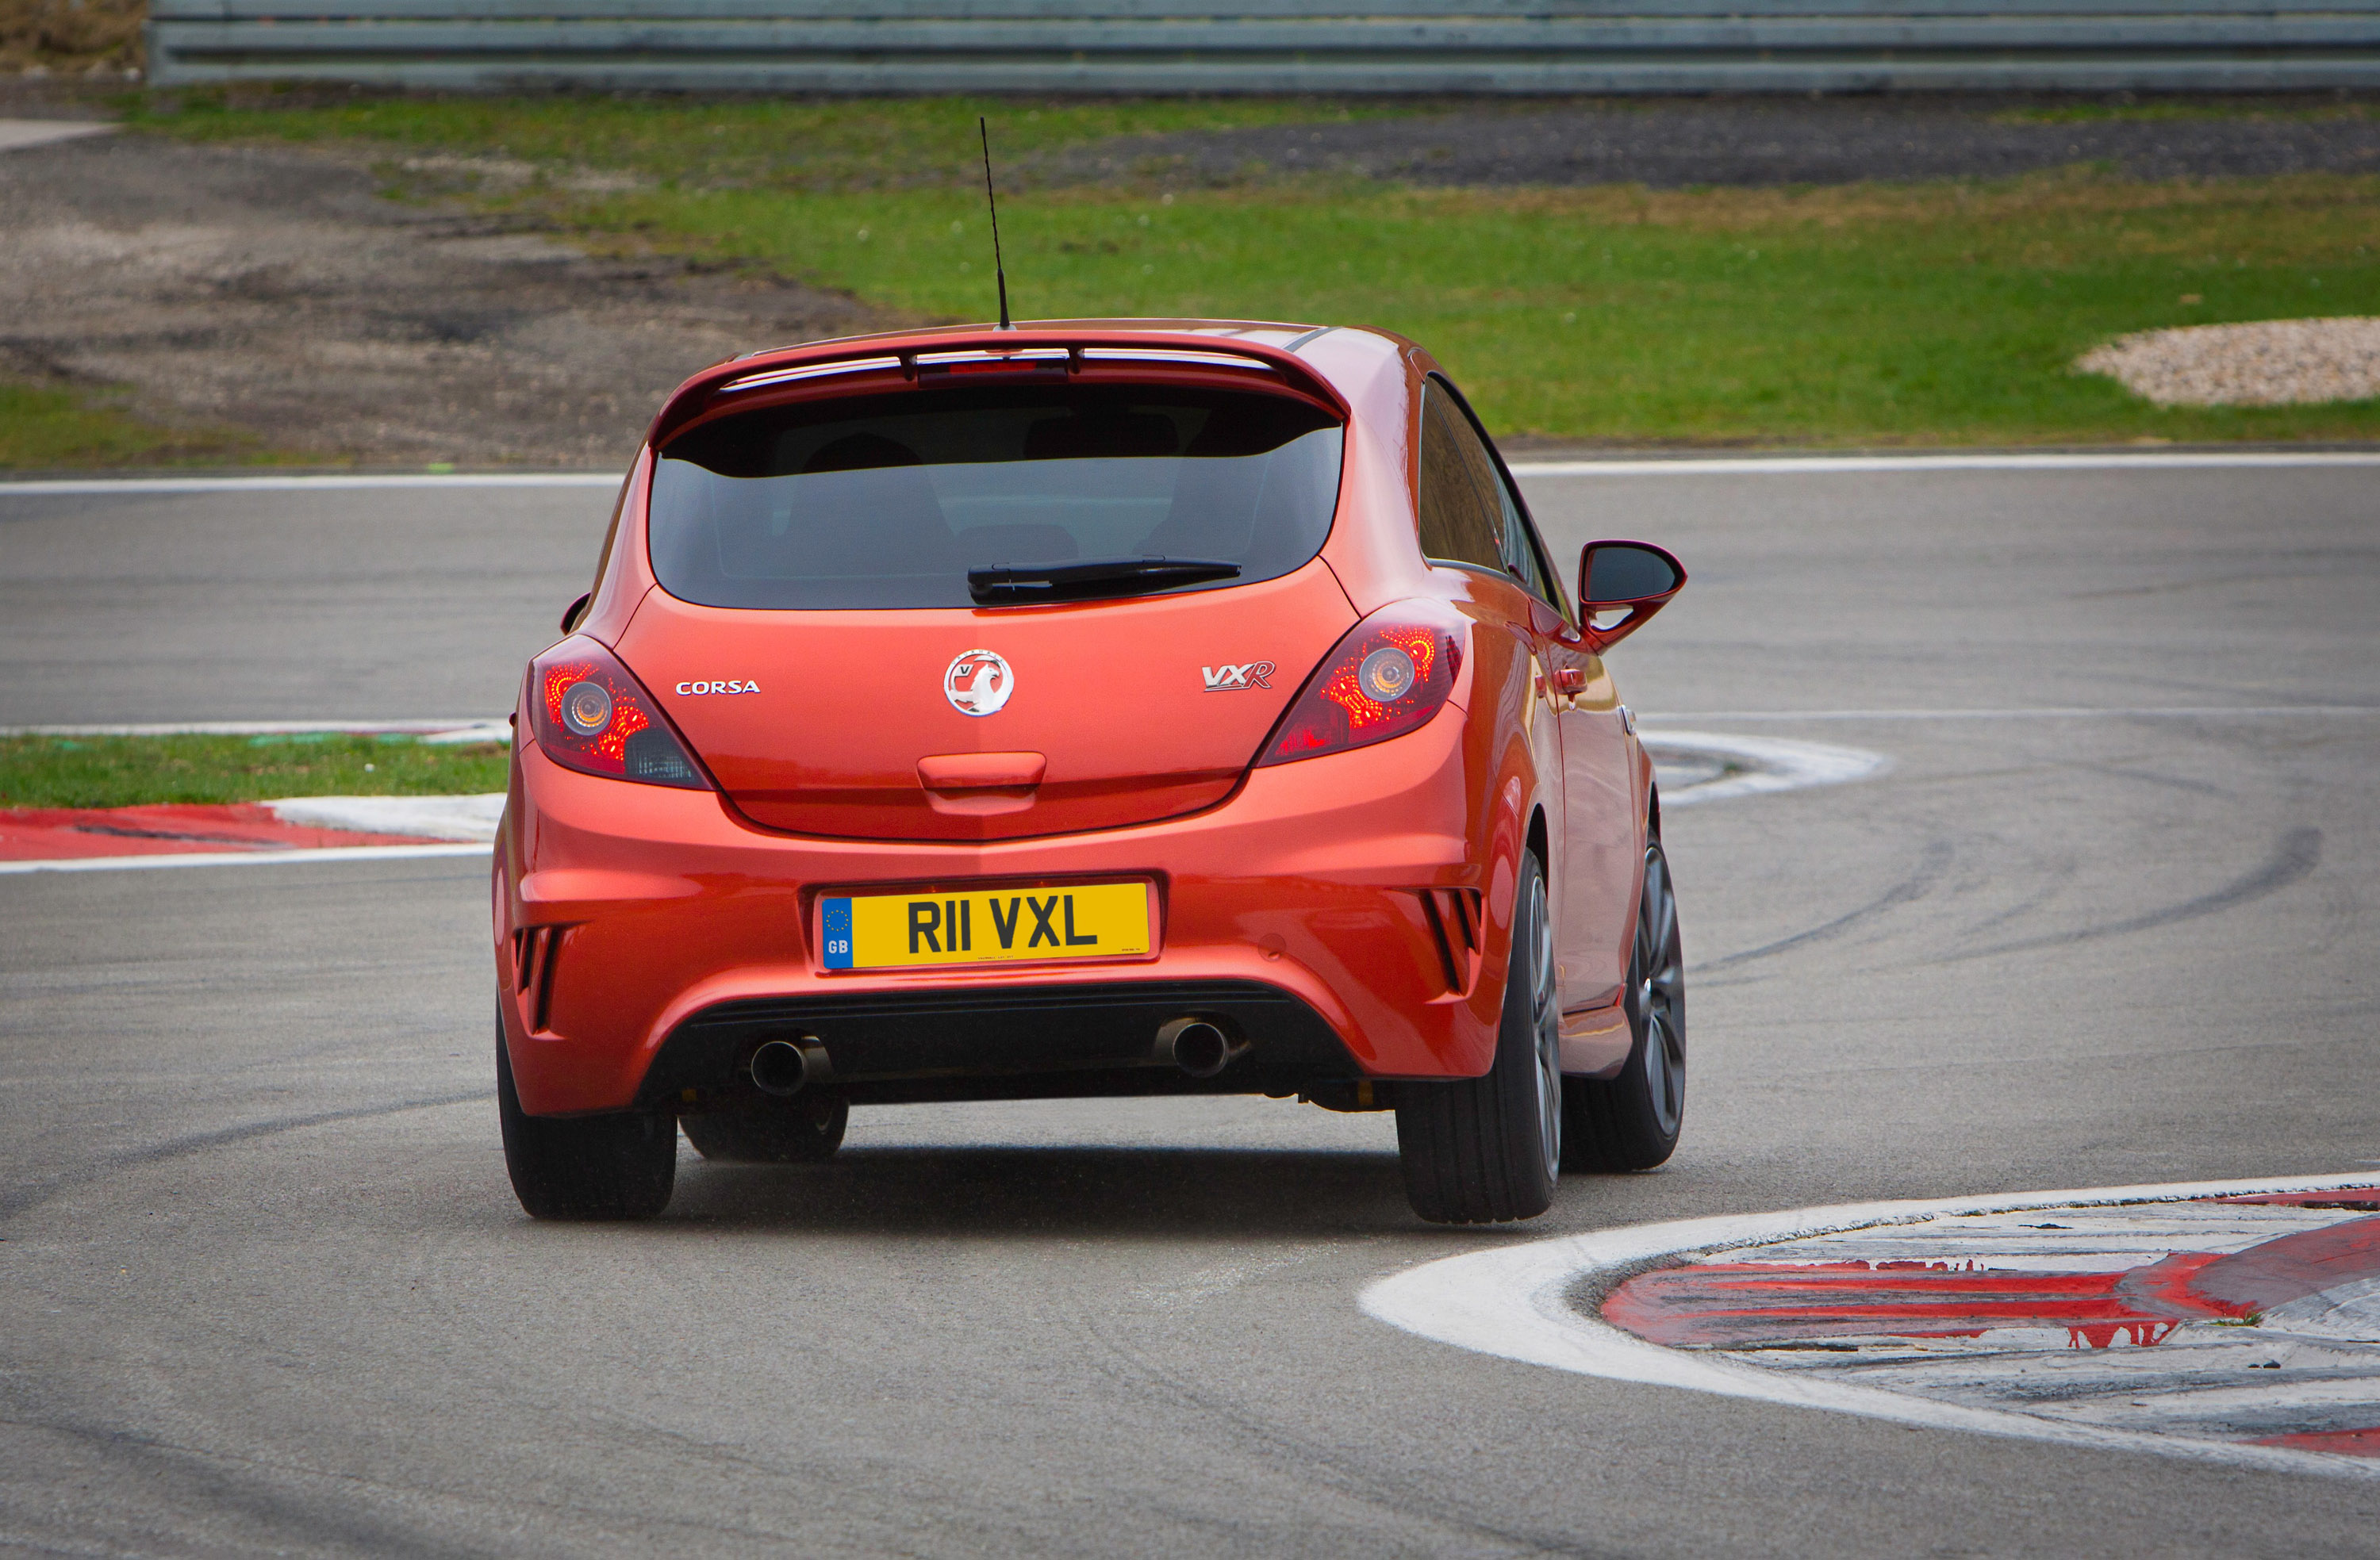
616;358;1357;843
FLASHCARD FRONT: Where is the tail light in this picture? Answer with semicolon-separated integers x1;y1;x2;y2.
528;637;708;788
1256;604;1466;767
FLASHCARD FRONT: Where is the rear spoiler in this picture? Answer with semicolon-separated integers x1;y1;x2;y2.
647;330;1349;448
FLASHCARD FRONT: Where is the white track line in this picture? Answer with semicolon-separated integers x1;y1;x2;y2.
1360;1173;2380;1481
0;843;489;876
3;452;2378;498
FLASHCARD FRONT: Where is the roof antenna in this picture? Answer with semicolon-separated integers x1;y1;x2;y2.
978;115;1013;331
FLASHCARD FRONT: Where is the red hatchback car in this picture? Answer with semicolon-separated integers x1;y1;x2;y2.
494;320;1687;1225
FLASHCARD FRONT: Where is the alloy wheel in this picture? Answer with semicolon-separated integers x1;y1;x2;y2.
1526;865;1562;1182
1635;843;1687;1138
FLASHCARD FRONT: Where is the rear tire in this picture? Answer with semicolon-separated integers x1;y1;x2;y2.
496;1014;676;1219
1395;854;1561;1224
681;1098;848;1163
1562;837;1686;1172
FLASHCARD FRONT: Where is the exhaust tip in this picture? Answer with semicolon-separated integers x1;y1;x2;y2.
749;1038;809;1097
1156;1017;1243;1079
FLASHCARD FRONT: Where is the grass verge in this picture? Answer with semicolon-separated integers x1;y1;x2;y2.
0;380;283;470
126;94;2380;446
560;172;2380;445
0;734;509;811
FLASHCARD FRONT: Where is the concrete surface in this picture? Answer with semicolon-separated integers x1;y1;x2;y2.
0;119;113;154
1;465;2374;1554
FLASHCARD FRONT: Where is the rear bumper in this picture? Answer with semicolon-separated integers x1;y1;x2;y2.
635;979;1359;1108
495;707;1516;1117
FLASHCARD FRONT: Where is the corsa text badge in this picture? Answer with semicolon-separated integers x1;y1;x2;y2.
944;650;1014;717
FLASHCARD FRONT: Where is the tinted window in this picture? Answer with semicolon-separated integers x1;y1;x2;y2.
1417;379;1559;611
1416;381;1504;573
648;384;1344;610
1495;482;1557;606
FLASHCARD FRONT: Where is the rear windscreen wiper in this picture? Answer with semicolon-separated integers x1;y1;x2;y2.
967;556;1242;605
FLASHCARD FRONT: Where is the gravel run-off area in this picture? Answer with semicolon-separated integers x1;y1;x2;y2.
0;105;879;467
2077;318;2380;406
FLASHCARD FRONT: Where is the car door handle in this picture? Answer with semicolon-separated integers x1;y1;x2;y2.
1551;667;1587;695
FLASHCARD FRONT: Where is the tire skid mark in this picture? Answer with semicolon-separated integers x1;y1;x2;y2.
1940;845;2079;945
2067;759;2237;799
0;1406;491;1559
1949;826;2320;963
0;1399;799;1557
1075;1284;1591;1557
0;1090;482;1224
1694;840;1955;975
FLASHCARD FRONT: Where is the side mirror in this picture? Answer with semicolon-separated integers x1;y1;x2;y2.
1577;540;1686;654
560;592;593;633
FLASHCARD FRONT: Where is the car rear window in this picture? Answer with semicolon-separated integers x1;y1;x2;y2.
648;382;1345;610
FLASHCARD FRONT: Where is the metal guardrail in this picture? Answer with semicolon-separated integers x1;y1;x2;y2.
147;1;2380;93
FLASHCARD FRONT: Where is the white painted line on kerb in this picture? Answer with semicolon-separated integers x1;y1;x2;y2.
0;842;489;876
265;793;503;842
1360;1173;2380;1482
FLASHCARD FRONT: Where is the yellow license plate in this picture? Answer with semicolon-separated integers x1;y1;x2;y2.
820;881;1154;970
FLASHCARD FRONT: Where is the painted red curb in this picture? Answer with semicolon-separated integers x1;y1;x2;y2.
1601;1254;2236;1350
1365;1175;2380;1479
2260;1428;2380;1455
0;803;432;862
1606;1209;2380;1348
1597;1193;2380;1460
2217;1189;2380;1210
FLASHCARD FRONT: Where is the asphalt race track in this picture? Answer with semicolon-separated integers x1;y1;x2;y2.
0;477;619;725
2;462;2375;1555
